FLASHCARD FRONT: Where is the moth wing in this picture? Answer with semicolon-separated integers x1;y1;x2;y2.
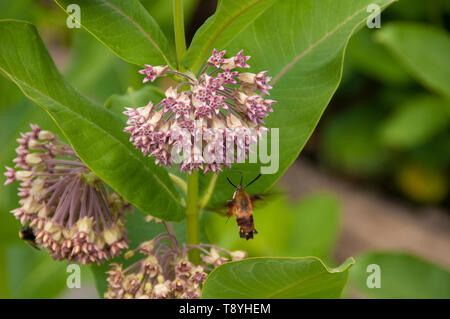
249;190;283;210
226;199;236;217
204;198;236;217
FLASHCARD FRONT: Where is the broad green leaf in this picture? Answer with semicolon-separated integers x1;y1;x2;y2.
0;0;43;24
350;252;450;299
379;95;450;149
202;257;355;298
105;85;164;121
183;0;279;72
55;0;175;67
204;192;339;261
0;20;184;221
203;0;396;206
63;29;129;101
376;22;450;99
0;67;23;107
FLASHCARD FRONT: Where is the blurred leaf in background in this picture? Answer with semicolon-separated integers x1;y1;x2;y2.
395;163;448;204
320;105;393;178
379;95;450;150
346;28;411;86
319;1;450;206
350;252;450;299
376;22;450;99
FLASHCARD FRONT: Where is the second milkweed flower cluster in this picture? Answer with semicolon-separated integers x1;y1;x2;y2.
4;125;130;264
105;223;247;299
124;49;276;174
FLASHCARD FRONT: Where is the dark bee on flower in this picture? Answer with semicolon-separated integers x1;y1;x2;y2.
19;226;40;250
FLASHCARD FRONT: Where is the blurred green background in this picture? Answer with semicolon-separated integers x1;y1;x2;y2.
0;0;449;298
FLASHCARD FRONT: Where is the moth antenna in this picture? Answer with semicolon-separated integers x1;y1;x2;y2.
246;173;262;188
226;177;237;188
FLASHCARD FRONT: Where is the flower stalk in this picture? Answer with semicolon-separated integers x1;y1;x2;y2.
173;0;187;70
173;0;200;264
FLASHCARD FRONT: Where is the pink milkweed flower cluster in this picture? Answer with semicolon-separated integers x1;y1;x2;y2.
124;49;276;174
3;125;130;264
105;223;247;299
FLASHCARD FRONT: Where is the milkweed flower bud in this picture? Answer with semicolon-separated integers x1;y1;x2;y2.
201;247;227;267
38;130;56;141
124;49;276;174
105;225;247;299
221;49;251;69
3;124;131;264
143;215;163;223
138;64;169;83
4;166;15;185
230;250;248;261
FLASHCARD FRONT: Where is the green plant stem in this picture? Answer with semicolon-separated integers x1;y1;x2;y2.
173;0;199;264
173;0;186;70
173;0;199;263
186;171;200;263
